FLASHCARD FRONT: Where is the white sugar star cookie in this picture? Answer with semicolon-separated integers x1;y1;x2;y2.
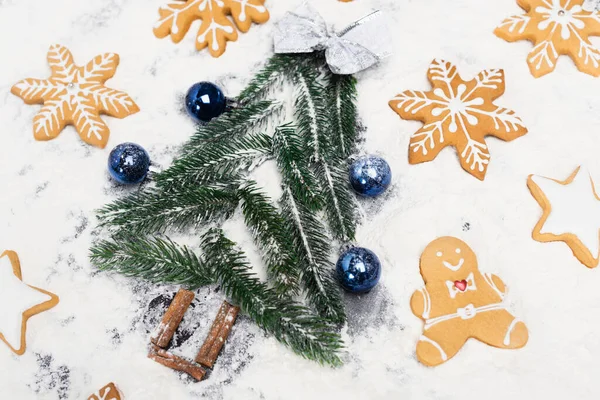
527;166;600;268
0;251;59;355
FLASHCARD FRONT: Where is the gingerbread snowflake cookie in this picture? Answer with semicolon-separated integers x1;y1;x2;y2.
528;166;600;268
0;251;59;355
154;0;270;58
389;59;528;180
495;0;600;77
411;237;528;366
11;45;139;148
88;382;122;400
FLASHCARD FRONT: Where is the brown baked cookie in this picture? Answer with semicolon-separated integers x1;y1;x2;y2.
11;44;139;148
495;0;600;77
88;382;122;400
528;166;600;268
0;251;59;355
154;0;270;57
410;237;528;366
389;59;527;180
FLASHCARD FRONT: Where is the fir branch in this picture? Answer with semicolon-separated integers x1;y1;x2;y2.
201;229;343;366
238;54;301;104
292;60;358;242
90;235;213;288
314;160;357;242
238;182;301;297
326;73;358;158
96;186;239;234
280;189;345;324
90;232;344;366
155;132;273;189
272;124;323;210
292;60;331;164
184;100;282;152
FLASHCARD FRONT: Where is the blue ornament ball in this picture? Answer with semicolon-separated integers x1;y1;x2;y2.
108;143;151;185
336;247;381;294
349;156;391;197
185;82;227;123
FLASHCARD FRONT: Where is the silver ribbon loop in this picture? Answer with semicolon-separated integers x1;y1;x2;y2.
274;3;391;75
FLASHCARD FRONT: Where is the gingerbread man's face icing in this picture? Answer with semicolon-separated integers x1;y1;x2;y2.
420;237;478;282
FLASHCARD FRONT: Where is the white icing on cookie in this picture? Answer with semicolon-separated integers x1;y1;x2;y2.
442;258;464;271
531;167;600;257
0;255;52;349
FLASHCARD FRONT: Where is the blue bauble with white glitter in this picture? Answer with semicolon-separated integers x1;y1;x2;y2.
108;143;151;185
185;82;227;123
336;247;381;294
349;156;391;197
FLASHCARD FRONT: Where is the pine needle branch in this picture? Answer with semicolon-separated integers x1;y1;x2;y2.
183;100;283;153
314;160;357;242
272;124;323;210
238;54;302;104
238;181;301;297
89;235;213;288
96;185;240;235
326;73;358;158
280;189;345;324
291;60;331;164
201;229;344;366
291;59;357;242
155;132;273;189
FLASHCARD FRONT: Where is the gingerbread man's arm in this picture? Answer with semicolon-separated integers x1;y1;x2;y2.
410;289;427;319
486;273;508;298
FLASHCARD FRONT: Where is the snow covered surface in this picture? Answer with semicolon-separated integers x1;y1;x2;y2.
1;0;600;398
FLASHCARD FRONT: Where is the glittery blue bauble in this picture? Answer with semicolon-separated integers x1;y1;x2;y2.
349;156;391;197
185;82;227;123
108;143;151;184
336;247;381;294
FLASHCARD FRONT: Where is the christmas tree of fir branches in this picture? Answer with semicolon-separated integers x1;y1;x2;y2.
90;54;360;366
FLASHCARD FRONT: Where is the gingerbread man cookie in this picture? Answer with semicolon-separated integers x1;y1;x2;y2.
495;0;600;77
0;251;59;355
11;44;139;148
154;0;270;58
389;59;528;180
410;237;528;366
528;166;600;268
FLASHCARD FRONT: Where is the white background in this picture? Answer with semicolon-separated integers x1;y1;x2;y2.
0;0;599;399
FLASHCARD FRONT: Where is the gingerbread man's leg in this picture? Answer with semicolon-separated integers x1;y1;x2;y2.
472;310;528;349
416;325;467;367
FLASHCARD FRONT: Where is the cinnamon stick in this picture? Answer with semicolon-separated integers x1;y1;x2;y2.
195;301;240;368
148;344;206;381
151;289;195;348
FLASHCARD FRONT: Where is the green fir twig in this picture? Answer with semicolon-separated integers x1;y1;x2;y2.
156;132;273;189
96;186;239;234
280;189;345;324
238;182;301;297
201;229;344;366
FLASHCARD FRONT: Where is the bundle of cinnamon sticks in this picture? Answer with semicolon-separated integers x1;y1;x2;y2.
148;289;240;381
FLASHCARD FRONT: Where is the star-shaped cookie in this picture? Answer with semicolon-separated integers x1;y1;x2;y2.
11;44;139;148
0;251;59;355
495;0;600;77
389;59;528;180
527;166;600;268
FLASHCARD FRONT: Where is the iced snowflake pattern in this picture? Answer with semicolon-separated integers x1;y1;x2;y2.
11;44;139;148
153;0;270;58
495;0;600;77
389;59;528;181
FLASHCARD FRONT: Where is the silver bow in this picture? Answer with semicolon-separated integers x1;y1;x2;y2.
273;3;391;75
